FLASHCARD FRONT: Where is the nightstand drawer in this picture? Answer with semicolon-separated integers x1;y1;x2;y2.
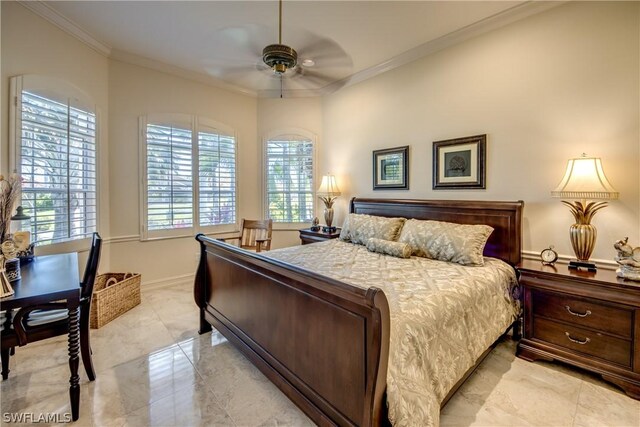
533;317;631;367
532;290;632;338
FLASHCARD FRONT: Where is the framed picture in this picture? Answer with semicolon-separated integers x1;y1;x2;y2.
433;135;486;189
373;146;409;190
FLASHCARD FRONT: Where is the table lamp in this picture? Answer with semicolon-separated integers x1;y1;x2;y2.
11;206;34;263
551;154;618;271
317;174;341;232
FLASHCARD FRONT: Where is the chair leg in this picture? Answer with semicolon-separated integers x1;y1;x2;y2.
79;308;96;381
1;347;10;380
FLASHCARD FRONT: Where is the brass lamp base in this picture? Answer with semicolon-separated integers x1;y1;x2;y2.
323;206;334;229
562;200;607;273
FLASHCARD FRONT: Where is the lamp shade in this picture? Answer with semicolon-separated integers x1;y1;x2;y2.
551;155;618;200
317;174;341;197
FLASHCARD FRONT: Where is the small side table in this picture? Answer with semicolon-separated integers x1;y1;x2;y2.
516;259;640;399
299;228;341;245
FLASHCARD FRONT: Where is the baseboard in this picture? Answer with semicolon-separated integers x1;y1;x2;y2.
142;273;194;291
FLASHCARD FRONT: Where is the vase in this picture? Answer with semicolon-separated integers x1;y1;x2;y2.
569;223;597;261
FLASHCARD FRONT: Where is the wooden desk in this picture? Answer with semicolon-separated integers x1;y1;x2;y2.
1;253;82;420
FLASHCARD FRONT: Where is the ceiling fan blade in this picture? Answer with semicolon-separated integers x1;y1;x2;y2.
204;58;265;79
208;24;270;58
204;64;256;77
296;37;352;69
202;23;273;78
290;68;335;87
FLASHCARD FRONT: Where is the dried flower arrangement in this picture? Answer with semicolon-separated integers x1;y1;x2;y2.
0;173;21;297
0;174;21;244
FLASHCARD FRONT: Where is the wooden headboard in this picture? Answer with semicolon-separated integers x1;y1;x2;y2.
350;198;524;265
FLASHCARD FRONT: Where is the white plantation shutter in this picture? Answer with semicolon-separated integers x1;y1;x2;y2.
265;135;315;223
198;127;236;227
141;115;237;239
18;90;97;245
145;124;193;231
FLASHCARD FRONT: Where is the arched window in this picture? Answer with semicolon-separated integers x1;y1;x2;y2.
10;75;98;246
140;114;237;240
264;130;316;224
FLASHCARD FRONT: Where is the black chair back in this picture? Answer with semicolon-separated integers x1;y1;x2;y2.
80;233;102;301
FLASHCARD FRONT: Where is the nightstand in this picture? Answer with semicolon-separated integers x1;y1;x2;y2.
299;228;341;245
516;259;640;399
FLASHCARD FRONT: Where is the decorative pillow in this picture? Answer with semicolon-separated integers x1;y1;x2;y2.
366;238;412;259
339;214;406;245
397;219;494;266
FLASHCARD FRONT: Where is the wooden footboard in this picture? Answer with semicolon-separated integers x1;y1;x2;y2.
194;234;390;427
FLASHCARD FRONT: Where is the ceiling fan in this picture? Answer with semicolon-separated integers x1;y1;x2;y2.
204;0;352;97
262;0;297;76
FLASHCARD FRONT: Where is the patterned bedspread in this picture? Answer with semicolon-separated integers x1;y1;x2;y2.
265;239;518;427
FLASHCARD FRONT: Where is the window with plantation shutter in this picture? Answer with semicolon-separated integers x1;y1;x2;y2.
145;124;193;231
140;115;237;239
11;76;98;247
198;128;236;227
265;134;315;223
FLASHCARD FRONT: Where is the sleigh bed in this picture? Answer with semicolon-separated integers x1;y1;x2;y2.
194;198;523;426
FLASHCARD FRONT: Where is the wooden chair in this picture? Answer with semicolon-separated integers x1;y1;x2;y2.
1;232;102;381
219;219;273;252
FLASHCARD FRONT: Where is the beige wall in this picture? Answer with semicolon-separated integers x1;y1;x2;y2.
0;2;111;270
257;97;323;248
2;1;638;283
322;1;640;263
108;60;258;283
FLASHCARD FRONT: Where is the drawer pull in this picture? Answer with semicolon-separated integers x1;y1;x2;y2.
565;332;590;345
565;305;591;317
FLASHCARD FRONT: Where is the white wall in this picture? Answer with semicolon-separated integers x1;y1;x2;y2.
321;1;640;264
257;97;323;248
0;2;111;271
108;59;258;284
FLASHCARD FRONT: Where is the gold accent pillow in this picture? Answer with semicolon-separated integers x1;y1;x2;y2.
339;214;406;245
366;238;412;258
398;219;494;266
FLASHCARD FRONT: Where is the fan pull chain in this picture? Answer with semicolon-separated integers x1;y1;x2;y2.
280;75;283;98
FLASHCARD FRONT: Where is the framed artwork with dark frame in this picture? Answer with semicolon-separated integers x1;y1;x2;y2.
433;135;486;190
373;145;409;190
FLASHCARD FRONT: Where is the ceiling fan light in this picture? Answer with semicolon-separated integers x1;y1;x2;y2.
263;43;298;73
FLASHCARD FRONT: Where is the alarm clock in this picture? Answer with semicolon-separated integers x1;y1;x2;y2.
540;246;558;265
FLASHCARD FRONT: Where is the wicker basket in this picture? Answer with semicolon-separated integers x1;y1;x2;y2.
90;272;141;329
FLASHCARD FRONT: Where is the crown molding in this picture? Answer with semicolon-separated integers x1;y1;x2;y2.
18;0;111;56
110;49;257;98
19;0;564;98
324;1;566;93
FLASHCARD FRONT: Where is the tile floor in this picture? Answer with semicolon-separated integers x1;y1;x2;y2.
1;282;638;427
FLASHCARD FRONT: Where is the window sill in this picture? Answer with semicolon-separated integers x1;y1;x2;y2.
139;229;240;242
34;237;93;256
271;222;311;232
